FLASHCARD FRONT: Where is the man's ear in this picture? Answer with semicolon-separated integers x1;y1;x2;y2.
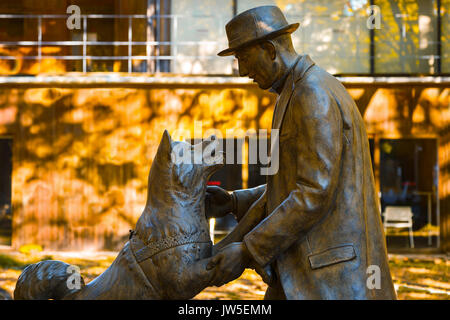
261;41;276;60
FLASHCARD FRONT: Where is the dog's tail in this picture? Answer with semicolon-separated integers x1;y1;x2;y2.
14;260;85;300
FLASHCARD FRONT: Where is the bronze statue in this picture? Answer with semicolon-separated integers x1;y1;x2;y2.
13;5;397;301
206;5;397;299
14;131;222;299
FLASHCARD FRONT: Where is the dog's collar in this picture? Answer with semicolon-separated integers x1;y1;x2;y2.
130;231;211;263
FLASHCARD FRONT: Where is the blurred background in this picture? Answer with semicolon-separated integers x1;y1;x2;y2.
0;0;448;257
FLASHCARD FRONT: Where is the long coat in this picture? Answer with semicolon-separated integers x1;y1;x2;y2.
232;54;397;299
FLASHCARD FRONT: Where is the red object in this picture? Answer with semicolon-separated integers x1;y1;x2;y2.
207;181;221;186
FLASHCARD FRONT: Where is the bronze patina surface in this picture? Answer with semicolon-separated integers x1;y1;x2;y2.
13;5;397;300
14;131;222;299
207;5;397;300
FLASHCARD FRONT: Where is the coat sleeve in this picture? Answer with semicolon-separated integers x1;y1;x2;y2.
243;85;344;267
213;188;267;253
232;184;266;221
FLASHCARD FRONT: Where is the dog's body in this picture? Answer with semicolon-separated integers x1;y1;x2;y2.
14;131;222;300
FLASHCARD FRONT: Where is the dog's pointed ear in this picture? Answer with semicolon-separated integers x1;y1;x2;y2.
155;130;173;162
161;129;173;152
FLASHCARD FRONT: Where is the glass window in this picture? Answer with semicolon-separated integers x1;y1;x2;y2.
0;138;12;246
442;0;450;73
171;0;234;74
374;0;439;74
380;139;439;249
238;0;371;74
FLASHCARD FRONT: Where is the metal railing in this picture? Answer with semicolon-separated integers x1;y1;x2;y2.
0;11;446;76
0;14;224;73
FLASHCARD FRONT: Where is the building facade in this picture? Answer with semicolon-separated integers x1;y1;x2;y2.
0;0;448;252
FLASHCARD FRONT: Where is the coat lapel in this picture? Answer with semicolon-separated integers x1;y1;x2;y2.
271;55;316;131
271;72;294;131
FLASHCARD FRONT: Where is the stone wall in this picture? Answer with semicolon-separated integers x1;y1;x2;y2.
0;84;448;251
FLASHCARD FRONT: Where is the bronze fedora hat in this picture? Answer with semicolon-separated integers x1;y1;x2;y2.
218;5;299;57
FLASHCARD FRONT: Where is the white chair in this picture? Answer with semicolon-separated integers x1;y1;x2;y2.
382;206;414;248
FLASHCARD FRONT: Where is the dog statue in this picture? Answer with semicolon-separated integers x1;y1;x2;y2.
14;130;224;299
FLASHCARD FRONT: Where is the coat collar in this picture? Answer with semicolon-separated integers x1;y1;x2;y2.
270;56;298;94
272;54;315;130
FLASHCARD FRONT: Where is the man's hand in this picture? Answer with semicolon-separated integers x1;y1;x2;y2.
206;242;251;287
205;186;233;219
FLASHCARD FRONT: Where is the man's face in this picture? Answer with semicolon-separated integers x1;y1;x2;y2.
235;43;277;90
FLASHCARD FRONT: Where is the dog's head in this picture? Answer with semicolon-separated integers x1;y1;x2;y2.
148;130;224;198
138;130;224;243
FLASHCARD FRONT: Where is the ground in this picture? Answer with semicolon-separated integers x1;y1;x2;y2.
0;247;448;300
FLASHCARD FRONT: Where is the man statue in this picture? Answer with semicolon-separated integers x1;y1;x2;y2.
205;5;397;299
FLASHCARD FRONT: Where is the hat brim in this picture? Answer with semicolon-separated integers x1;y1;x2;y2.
217;22;300;57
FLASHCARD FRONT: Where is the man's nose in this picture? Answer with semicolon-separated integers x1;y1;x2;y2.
238;59;248;77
